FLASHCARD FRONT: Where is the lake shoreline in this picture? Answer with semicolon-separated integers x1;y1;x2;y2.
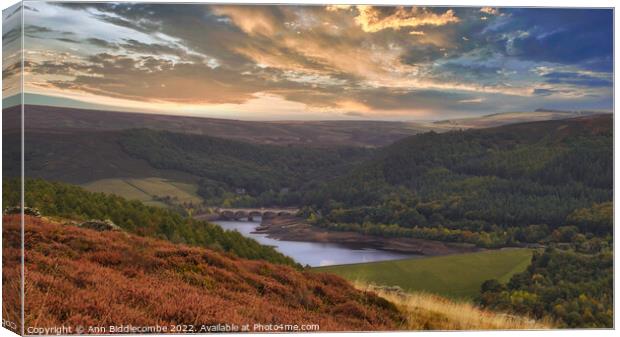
255;216;481;256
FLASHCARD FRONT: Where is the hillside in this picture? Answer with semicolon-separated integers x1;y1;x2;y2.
3;178;297;266
300;115;612;328
6;126;372;206
4;106;612;208
5;127;372;206
3;215;550;331
3;215;403;331
117;129;371;204
305;115;612;248
4;105;607;148
479;248;613;328
4;105;426;147
433;110;607;129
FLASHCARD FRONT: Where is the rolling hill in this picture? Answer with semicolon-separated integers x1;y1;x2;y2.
4;127;373;207
4;105;426;147
4;105;609;148
3;104;611;209
300;115;613;327
305;115;612;247
433;110;606;129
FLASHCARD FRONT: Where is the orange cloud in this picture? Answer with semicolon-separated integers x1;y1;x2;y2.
480;7;500;15
354;6;460;33
210;5;281;36
325;5;352;12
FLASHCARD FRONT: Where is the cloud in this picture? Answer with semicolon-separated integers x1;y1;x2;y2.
533;88;555;96
86;37;117;48
400;44;446;65
343;111;365;117
21;3;614;119
118;38;192;59
542;71;612;88
480;7;500;15
24;25;54;36
434;62;502;81
2;26;21;45
494;9;613;71
458;98;484;103
28;53;265;104
325;5;352;12
210;5;286;36
354;6;460;33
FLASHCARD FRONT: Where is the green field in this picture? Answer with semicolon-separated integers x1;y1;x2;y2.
315;249;533;300
82;177;203;208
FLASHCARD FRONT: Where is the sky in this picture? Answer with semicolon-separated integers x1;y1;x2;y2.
2;2;614;121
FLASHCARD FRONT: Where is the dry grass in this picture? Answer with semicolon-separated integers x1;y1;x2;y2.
356;283;553;330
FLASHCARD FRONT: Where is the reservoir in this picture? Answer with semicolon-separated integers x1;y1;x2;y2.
214;219;417;267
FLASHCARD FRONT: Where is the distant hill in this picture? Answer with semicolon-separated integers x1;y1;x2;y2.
3;107;613;208
433;110;609;129
3;126;372;207
3;104;612;209
4;105;426;147
4;105;610;147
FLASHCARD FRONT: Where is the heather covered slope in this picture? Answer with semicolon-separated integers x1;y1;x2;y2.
6;215;404;331
3;178;297;266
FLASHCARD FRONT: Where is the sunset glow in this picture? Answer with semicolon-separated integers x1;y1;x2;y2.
3;3;613;120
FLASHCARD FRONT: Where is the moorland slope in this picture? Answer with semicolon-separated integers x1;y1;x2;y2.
4;215;404;331
3;215;550;331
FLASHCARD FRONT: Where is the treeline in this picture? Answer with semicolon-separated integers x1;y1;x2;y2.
301;116;612;248
3;178;297;267
118;129;371;206
478;247;613;328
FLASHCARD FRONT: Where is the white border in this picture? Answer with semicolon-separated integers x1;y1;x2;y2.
0;1;616;337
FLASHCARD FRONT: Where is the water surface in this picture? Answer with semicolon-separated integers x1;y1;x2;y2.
214;219;418;267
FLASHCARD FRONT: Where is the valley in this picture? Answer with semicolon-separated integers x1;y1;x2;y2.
2;3;613;332
3;105;613;329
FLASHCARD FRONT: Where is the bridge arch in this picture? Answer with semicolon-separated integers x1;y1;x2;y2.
234;210;249;219
213;207;300;220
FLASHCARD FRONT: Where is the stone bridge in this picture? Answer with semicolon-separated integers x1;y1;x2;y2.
214;207;299;221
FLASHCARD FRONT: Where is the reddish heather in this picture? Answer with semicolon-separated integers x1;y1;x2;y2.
2;216;22;334
3;215;404;332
